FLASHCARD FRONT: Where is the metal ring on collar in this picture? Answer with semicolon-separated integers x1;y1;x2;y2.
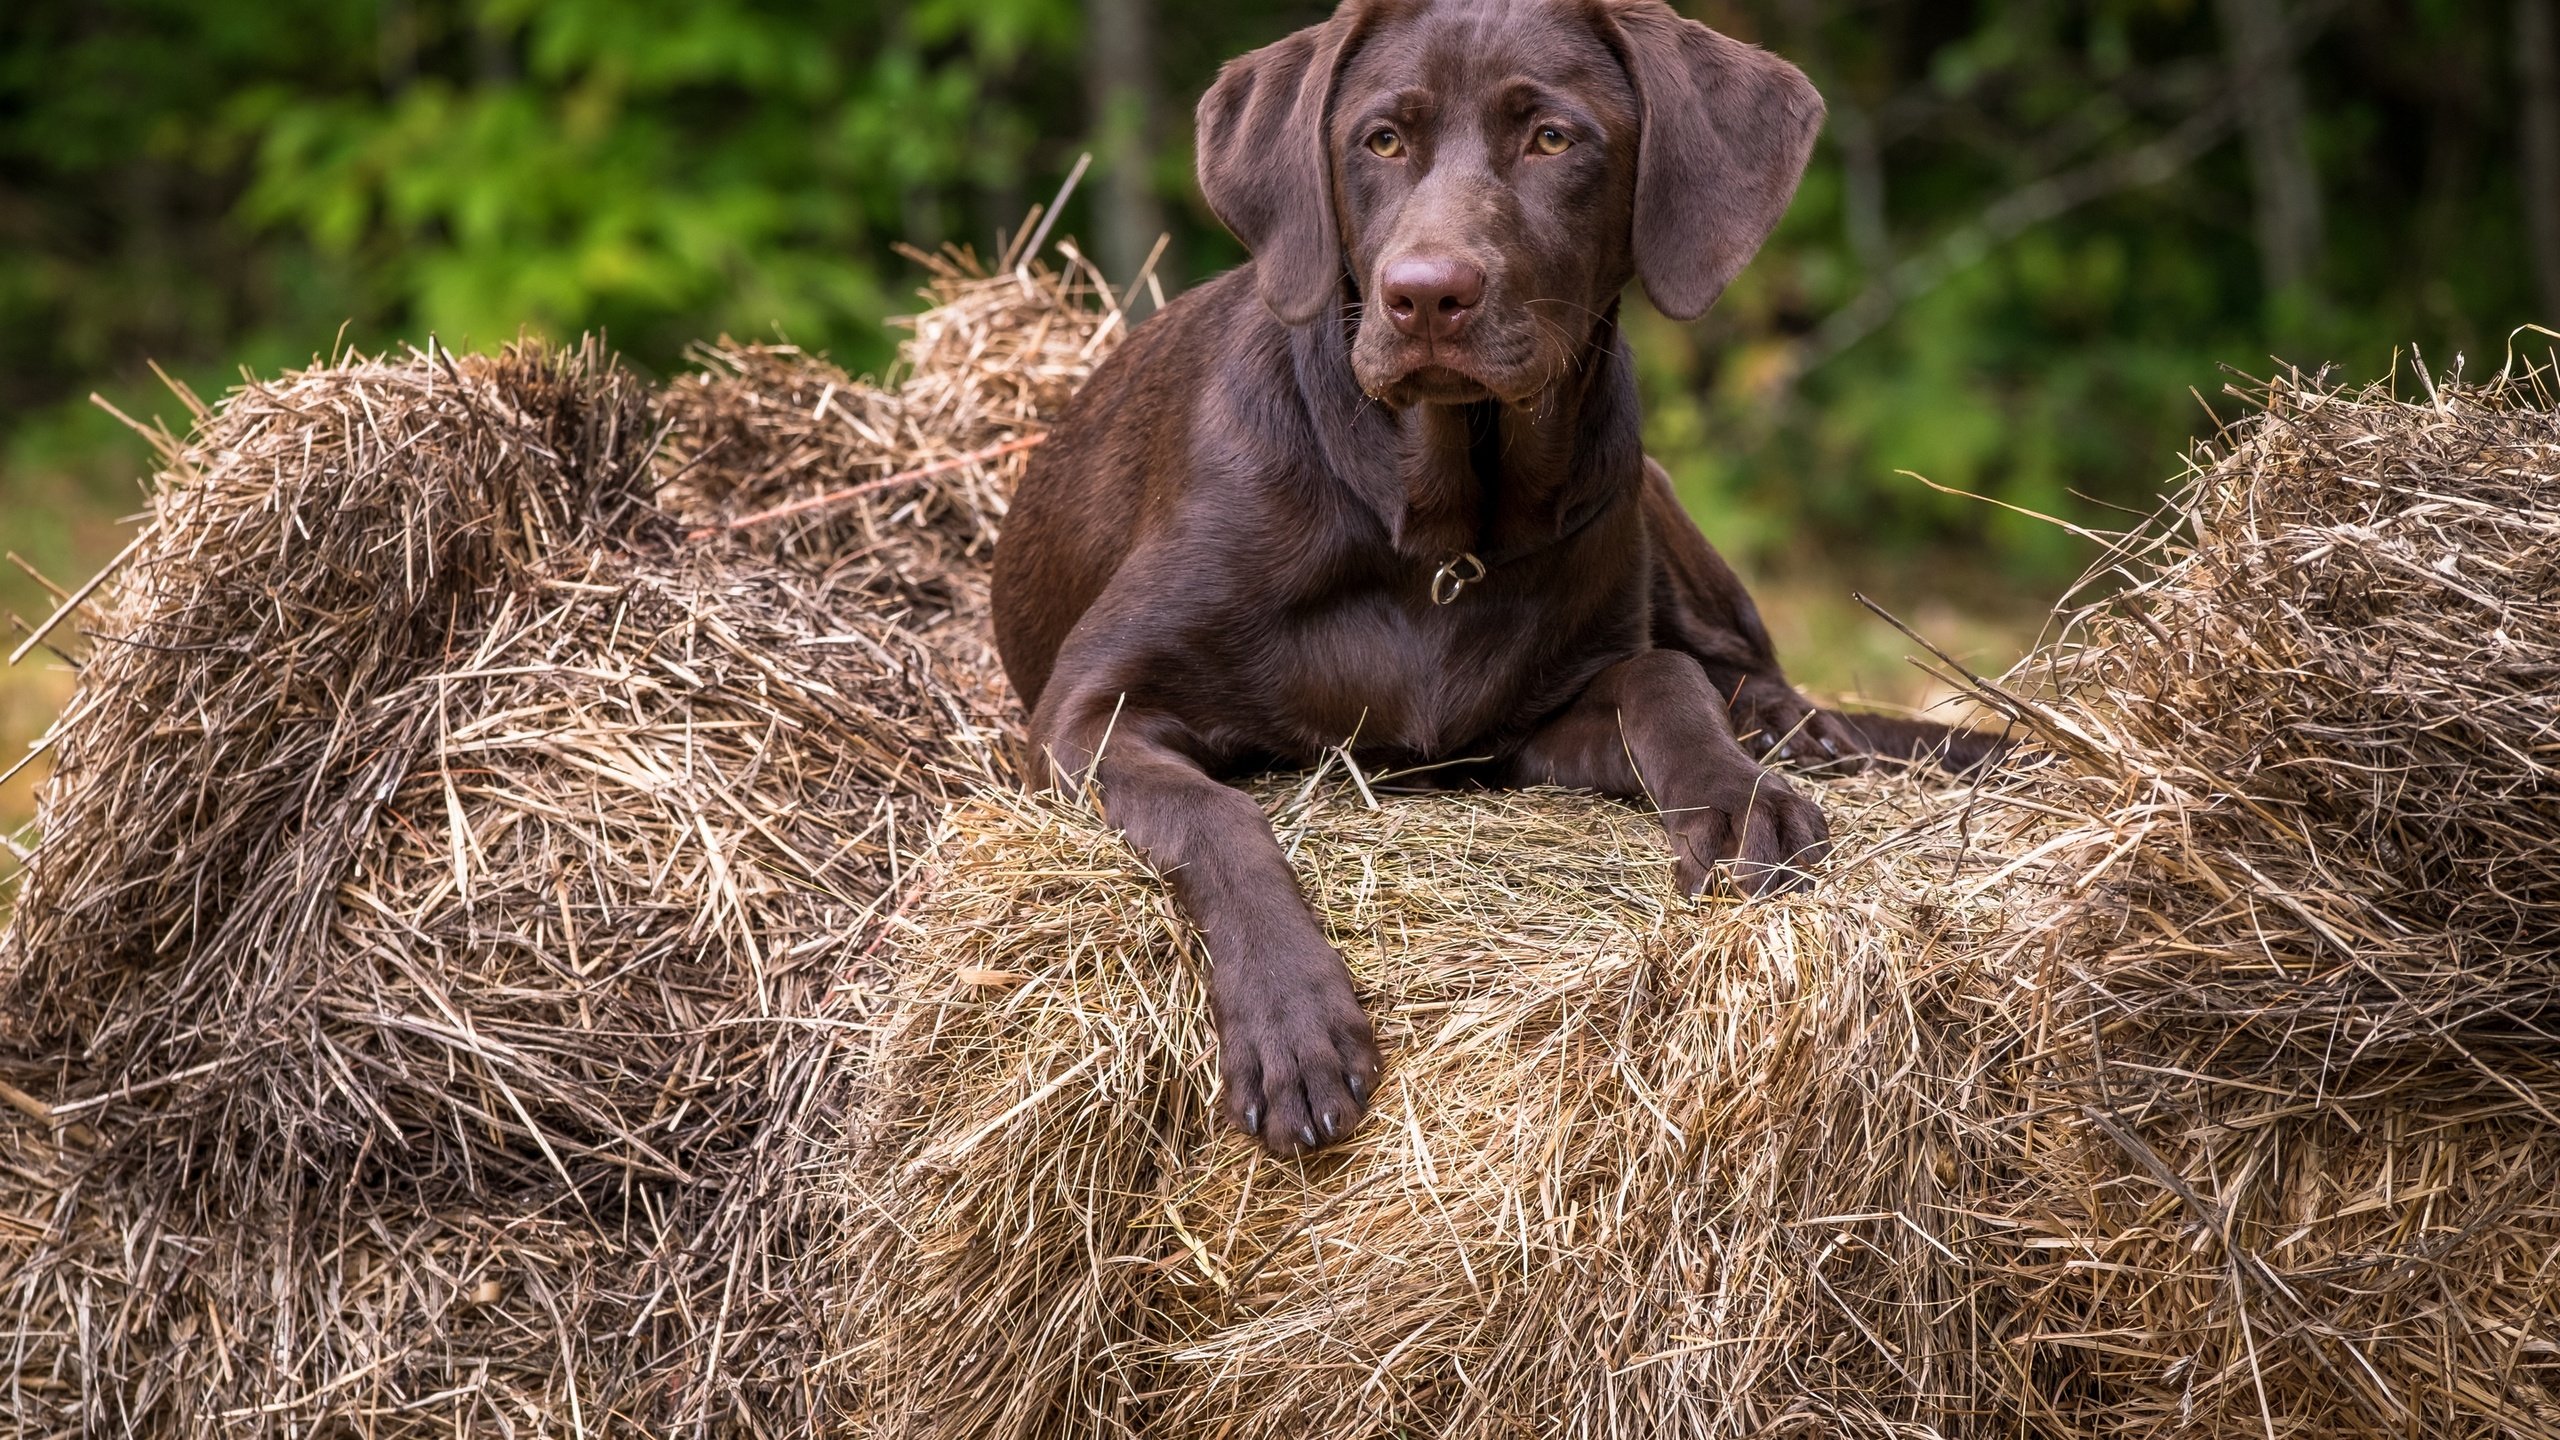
1430;552;1488;605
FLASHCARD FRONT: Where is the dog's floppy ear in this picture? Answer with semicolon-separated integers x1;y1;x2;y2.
1196;11;1364;326
1599;2;1824;321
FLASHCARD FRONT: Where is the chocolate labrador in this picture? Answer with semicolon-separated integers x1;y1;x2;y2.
992;0;1996;1158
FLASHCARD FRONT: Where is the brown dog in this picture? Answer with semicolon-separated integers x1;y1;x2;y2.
993;0;1995;1158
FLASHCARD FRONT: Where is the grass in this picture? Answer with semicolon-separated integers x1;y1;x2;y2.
1750;560;2036;715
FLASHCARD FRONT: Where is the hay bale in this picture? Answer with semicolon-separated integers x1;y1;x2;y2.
2005;367;2560;1050
1938;364;2560;1436
838;774;2035;1437
839;364;2560;1437
0;249;1121;1435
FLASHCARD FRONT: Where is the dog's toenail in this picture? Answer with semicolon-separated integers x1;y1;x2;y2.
1242;1103;1261;1135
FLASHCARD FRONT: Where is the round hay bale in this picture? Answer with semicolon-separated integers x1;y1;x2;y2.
0;247;1123;1435
836;364;2560;1437
0;339;952;1434
2003;366;2560;1055
838;774;2038;1437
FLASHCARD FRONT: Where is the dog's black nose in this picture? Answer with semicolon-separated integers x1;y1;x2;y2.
1381;257;1485;342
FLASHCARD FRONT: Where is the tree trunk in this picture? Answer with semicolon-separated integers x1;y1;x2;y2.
377;0;417;94
2521;0;2560;323
1774;0;1889;272
2215;0;2324;300
1086;0;1169;302
1833;101;1891;271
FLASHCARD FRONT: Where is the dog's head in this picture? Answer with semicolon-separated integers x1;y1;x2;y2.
1198;0;1823;408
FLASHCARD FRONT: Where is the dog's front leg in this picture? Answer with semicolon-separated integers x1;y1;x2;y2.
1504;651;1832;895
1033;707;1381;1157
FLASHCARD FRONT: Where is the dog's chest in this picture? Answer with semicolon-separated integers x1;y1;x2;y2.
1268;582;1602;759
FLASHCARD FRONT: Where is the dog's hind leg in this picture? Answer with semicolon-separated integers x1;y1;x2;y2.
1638;461;2003;776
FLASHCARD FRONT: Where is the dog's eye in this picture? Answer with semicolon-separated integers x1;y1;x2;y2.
1366;128;1405;159
1533;126;1572;156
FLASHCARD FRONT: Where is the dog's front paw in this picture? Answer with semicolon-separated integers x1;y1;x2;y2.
1212;944;1381;1158
1667;763;1832;898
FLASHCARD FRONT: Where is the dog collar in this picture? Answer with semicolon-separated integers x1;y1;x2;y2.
1428;487;1629;605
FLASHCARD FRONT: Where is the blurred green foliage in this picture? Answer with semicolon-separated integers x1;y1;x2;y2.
0;0;2548;609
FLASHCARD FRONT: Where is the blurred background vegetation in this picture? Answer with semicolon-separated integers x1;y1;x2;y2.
3;0;2555;829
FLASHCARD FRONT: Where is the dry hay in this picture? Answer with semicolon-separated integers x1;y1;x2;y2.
836;772;2022;1438
2010;365;2560;1048
0;248;1120;1435
655;244;1127;692
838;362;2560;1438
